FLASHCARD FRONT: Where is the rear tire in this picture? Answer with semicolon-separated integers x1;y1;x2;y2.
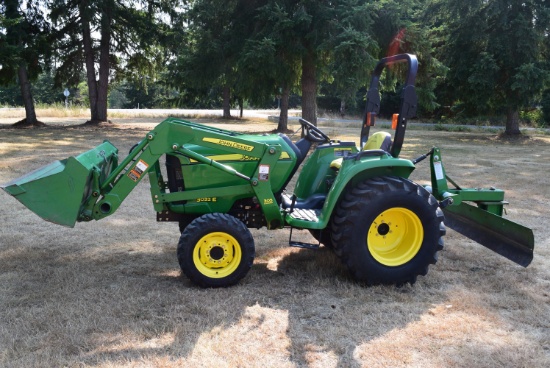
308;229;333;249
331;176;445;285
178;213;255;288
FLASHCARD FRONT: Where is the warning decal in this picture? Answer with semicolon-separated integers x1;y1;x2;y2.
258;164;270;181
128;160;149;182
433;161;445;181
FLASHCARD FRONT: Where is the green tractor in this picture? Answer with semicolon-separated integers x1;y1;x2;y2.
2;54;534;288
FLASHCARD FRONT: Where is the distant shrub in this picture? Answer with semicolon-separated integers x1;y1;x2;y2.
520;109;544;127
434;123;471;132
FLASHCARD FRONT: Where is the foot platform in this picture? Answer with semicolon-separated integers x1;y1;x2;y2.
288;227;320;250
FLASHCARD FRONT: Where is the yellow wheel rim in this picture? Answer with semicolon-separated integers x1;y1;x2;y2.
193;232;242;278
367;207;424;267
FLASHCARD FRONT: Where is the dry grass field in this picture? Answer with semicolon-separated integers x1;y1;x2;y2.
0;115;549;367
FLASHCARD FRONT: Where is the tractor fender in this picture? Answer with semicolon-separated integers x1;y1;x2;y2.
317;156;415;229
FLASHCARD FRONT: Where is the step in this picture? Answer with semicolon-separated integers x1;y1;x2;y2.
288;226;320;250
289;208;321;222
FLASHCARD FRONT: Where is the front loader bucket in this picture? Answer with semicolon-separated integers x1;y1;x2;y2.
443;202;534;267
1;141;118;227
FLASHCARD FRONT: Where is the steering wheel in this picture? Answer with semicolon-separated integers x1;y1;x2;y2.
299;118;331;143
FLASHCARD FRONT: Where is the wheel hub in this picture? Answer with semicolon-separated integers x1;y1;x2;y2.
209;246;225;261
193;232;242;278
377;222;390;236
367;207;424;267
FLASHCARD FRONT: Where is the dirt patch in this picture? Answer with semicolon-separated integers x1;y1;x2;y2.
0;121;549;367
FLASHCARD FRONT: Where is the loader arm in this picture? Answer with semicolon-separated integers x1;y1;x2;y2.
88;118;286;229
2;118;285;228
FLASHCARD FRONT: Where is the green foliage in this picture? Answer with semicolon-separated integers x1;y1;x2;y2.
32;71;60;105
237;0;305;106
0;0;51;85
0;71;87;106
167;0;255;114
520;109;544;127
434;123;472;132
1;0;548;130
323;0;379;103
117;79;178;109
427;0;550;131
50;0;178;90
0;0;52;123
75;81;89;107
173;0;400;119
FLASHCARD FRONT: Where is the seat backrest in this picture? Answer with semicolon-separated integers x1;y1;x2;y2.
274;134;311;200
330;131;393;171
362;131;392;152
279;134;307;166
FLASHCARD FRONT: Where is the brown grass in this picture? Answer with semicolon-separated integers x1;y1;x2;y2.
0;117;549;367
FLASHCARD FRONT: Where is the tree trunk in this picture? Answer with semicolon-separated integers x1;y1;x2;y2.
222;85;231;119
505;108;521;135
81;1;100;123
5;0;43;128
301;50;317;125
96;1;112;123
277;85;290;132
340;99;346;117
238;97;243;118
81;0;111;125
16;65;43;127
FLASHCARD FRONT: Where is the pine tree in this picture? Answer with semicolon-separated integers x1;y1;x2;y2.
0;0;50;127
240;0;379;128
50;0;178;124
429;0;550;134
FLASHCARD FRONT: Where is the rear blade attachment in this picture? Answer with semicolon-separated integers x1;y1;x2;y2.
1;141;118;227
443;202;534;267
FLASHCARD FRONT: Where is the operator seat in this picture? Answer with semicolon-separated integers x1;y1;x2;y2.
329;131;392;170
278;133;309;181
279;133;311;167
276;133;313;204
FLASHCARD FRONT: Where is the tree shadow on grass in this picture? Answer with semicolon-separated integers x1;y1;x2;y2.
1;227;549;367
0;230;433;367
1;123;549;366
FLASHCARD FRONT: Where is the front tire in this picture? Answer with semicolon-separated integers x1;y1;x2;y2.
331;176;445;286
178;213;255;288
178;215;198;233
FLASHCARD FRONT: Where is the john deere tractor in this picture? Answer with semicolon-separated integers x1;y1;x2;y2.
2;54;534;288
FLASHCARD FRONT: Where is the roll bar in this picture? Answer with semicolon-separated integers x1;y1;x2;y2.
360;53;418;158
